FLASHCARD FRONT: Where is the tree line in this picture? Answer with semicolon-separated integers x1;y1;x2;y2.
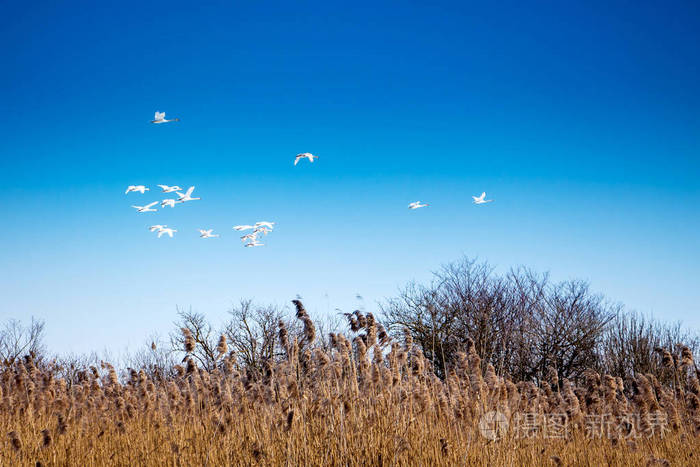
3;257;697;387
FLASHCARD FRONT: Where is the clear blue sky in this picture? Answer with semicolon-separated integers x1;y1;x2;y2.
1;1;699;355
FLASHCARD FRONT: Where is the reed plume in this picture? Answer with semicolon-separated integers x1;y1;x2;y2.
0;303;697;466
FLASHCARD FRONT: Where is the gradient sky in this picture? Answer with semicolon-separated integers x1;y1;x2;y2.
1;1;699;356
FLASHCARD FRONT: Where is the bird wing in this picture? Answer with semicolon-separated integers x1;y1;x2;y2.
158;185;169;191
132;205;142;210
185;186;195;196
155;111;164;120
294;156;300;165
145;201;159;209
480;192;486;199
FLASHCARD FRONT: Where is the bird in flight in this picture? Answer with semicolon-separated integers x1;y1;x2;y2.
176;186;200;203
161;199;176;208
233;225;255;231
408;201;429;209
132;202;159;213
149;225;165;232
199;229;219;238
253;226;271;236
244;241;264;247
472;192;493;205
158;185;182;193
125;185;149;194
151;111;179;124
254;221;275;230
240;233;258;242
294;153;318;165
158;227;177;238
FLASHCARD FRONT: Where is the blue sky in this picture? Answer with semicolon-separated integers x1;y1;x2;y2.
1;1;699;355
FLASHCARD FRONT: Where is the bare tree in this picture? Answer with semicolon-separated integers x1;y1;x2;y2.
223;300;288;373
523;276;616;383
598;311;700;383
382;259;518;378
0;317;46;364
168;300;331;375
170;307;219;370
126;334;176;382
382;257;617;382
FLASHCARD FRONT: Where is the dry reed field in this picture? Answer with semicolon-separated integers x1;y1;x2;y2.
2;301;699;466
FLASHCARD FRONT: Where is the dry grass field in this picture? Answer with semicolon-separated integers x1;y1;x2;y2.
2;302;699;466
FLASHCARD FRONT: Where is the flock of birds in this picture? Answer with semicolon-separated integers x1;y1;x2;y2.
125;111;494;246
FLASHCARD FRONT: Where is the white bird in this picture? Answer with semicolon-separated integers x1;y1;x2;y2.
125;185;149;194
254;221;275;230
294;153;318;165
253;227;271;236
408;201;429;209
233;225;255;231
240;233;258;242
149;225;165;232
157;184;182;193
175;186;200;203
151;111;179;124
199;229;219;238
472;192;493;205
244;241;264;247
132;201;159;213
161;199;176;208
157;227;177;238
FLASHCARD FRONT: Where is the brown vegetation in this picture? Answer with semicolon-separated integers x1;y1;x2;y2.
1;300;699;466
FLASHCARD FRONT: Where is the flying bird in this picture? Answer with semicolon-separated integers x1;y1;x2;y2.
151;111;179;124
125;185;149;194
244;241;264;247
199;229;219;238
233;225;255;231
132;202;159;213
253;227;271;236
176;186;200;203
240;233;257;242
408;201;429;209
157;185;182;193
294;153;318;165
157;227;177;238
149;225;165;232
472;192;493;205
254;221;275;230
161;199;176;208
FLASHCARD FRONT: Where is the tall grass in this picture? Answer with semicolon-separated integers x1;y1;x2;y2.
2;305;699;466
